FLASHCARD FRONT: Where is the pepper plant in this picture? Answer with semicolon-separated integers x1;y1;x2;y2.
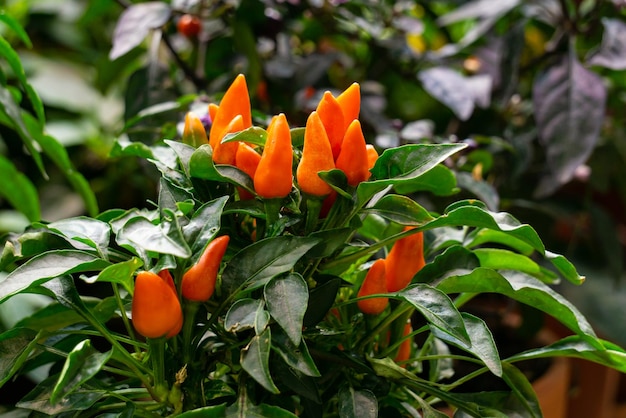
1;74;626;417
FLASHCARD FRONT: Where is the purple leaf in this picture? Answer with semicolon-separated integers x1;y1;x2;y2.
533;53;607;197
109;2;171;60
588;18;626;70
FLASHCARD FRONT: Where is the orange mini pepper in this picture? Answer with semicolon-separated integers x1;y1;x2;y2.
335;120;370;186
181;235;230;302
316;91;345;160
366;144;378;171
297;111;335;197
336;82;360;133
254;113;293;199
212;115;244;165
235;142;262;200
394;321;412;367
132;271;183;339
182;112;209;148
357;259;388;315
385;227;425;292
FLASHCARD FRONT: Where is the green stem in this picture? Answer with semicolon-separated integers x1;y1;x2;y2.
148;337;168;397
304;195;323;235
355;301;413;352
112;283;139;353
182;301;200;364
263;198;283;238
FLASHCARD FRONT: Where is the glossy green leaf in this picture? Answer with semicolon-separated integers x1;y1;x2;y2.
423;200;545;254
545;251;584;285
241;328;279;394
272;329;320;377
221;236;320;296
225;401;298;418
500;363;542;418
158;177;193;216
273;360;321;403
117;215;191;259
474;248;556;282
47;217;111;254
265;273;308;345
0;327;41;387
399;284;470;345
303;277;341;327
109;136;155;159
415;245;479;284
188;144;255;191
363;194;434;226
16;375;104;414
465;229;535;256
166;139;196;174
393;164;459;196
14;300;100;331
431;313;502;377
508;335;626;373
307;228;352;258
225;299;264;333
437;269;598;340
0;250;111;304
0;155;40;221
183;196;229;256
0;231;73;270
51;340;112;404
89;258;142;295
221;126;268;146
178;404;227;417
255;301;271;335
337;386;377;418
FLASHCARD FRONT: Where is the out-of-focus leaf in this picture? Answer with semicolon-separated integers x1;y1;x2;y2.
0;12;32;47
437;0;520;25
109;2;171;60
0;155;40;222
533;51;606;197
456;172;499;211
588;18;626;70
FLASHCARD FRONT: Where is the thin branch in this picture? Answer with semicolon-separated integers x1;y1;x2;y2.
162;32;207;90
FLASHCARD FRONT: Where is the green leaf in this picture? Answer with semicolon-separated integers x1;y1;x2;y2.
178;404;226;417
89;258;143;295
221;236;320;296
0;327;41;387
51;340;112;404
221;126;268;146
184;196;229;256
399;284;470;345
273;360;321;403
0;12;33;47
436;269;598;340
225;401;298;418
14;300;98;331
109;136;155;159
0;155;40;221
123;97;196;131
1;230;73;270
16;375;104;415
303;277;341;327
424;200;545;254
117;215;191;259
272;328;320;377
431;313;502;377
0;250;111;304
508;335;626;373
337;386;377;418
158;177;193;217
500;363;542;418
545;251;584;285
393;164;460;196
415;245;479;284
47;217;111;254
474;248;557;283
241;328;279;394
109;2;171;60
465;229;535;256
225;299;264;333
363;194;434;226
265;273;309;345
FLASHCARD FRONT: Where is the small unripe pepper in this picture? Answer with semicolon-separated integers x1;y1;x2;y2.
385;227;425;292
132;271;183;339
254;113;293;199
181;235;230;302
336;82;361;133
394;321;412;367
182;112;209;148
335;120;370;186
316;91;345;160
212;115;243;165
235;142;261;200
357;259;388;315
297;111;335;197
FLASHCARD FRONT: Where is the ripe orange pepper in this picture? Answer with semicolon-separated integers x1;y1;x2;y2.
182;112;209;148
157;269;182;338
357;259;388;315
297;111;335;197
335;120;370;186
208;103;219;122
235;142;261;200
212;115;244;166
209;74;252;161
385;227;425;292
132;271;183;339
394;321;412;367
254;113;293;199
336;82;360;133
316;91;345;160
366;144;378;171
181;235;230;302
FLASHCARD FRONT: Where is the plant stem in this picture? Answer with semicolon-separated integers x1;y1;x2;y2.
355;301;413;352
182;301;200;364
148;337;168;397
112;282;140;353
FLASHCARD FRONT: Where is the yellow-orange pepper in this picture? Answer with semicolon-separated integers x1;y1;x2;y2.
297;111;335;197
336;82;360;133
394;321;412;367
212;115;243;165
132;271;182;339
181;236;230;302
235;142;261;200
366;144;378;171
254;113;293;199
335;119;370;186
182;112;209;148
385;227;425;292
316;91;345;160
357;259;388;315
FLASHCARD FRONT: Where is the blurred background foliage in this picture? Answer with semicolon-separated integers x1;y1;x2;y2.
2;0;626;340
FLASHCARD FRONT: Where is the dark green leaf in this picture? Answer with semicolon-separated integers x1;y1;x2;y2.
0;327;41;387
272;329;320;377
124;97;196;131
178;404;226;417
158;177;193;217
274;360;320;403
51;340;112;404
500;363;542;418
47;217;110;254
240;328;279;394
393;164;459;196
337;386;377;418
225;299;264;333
303;277;341;327
456;171;499;211
16;375;104;414
117;215;191;259
436;269;598;340
225;401;298;418
265;273;308;345
307;228;352;258
0;155;40;221
221;236;320;296
415;245;480;284
109;2;171;60
0;250;110;304
184;196;229;256
399;284;470;345
364;194;434;226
